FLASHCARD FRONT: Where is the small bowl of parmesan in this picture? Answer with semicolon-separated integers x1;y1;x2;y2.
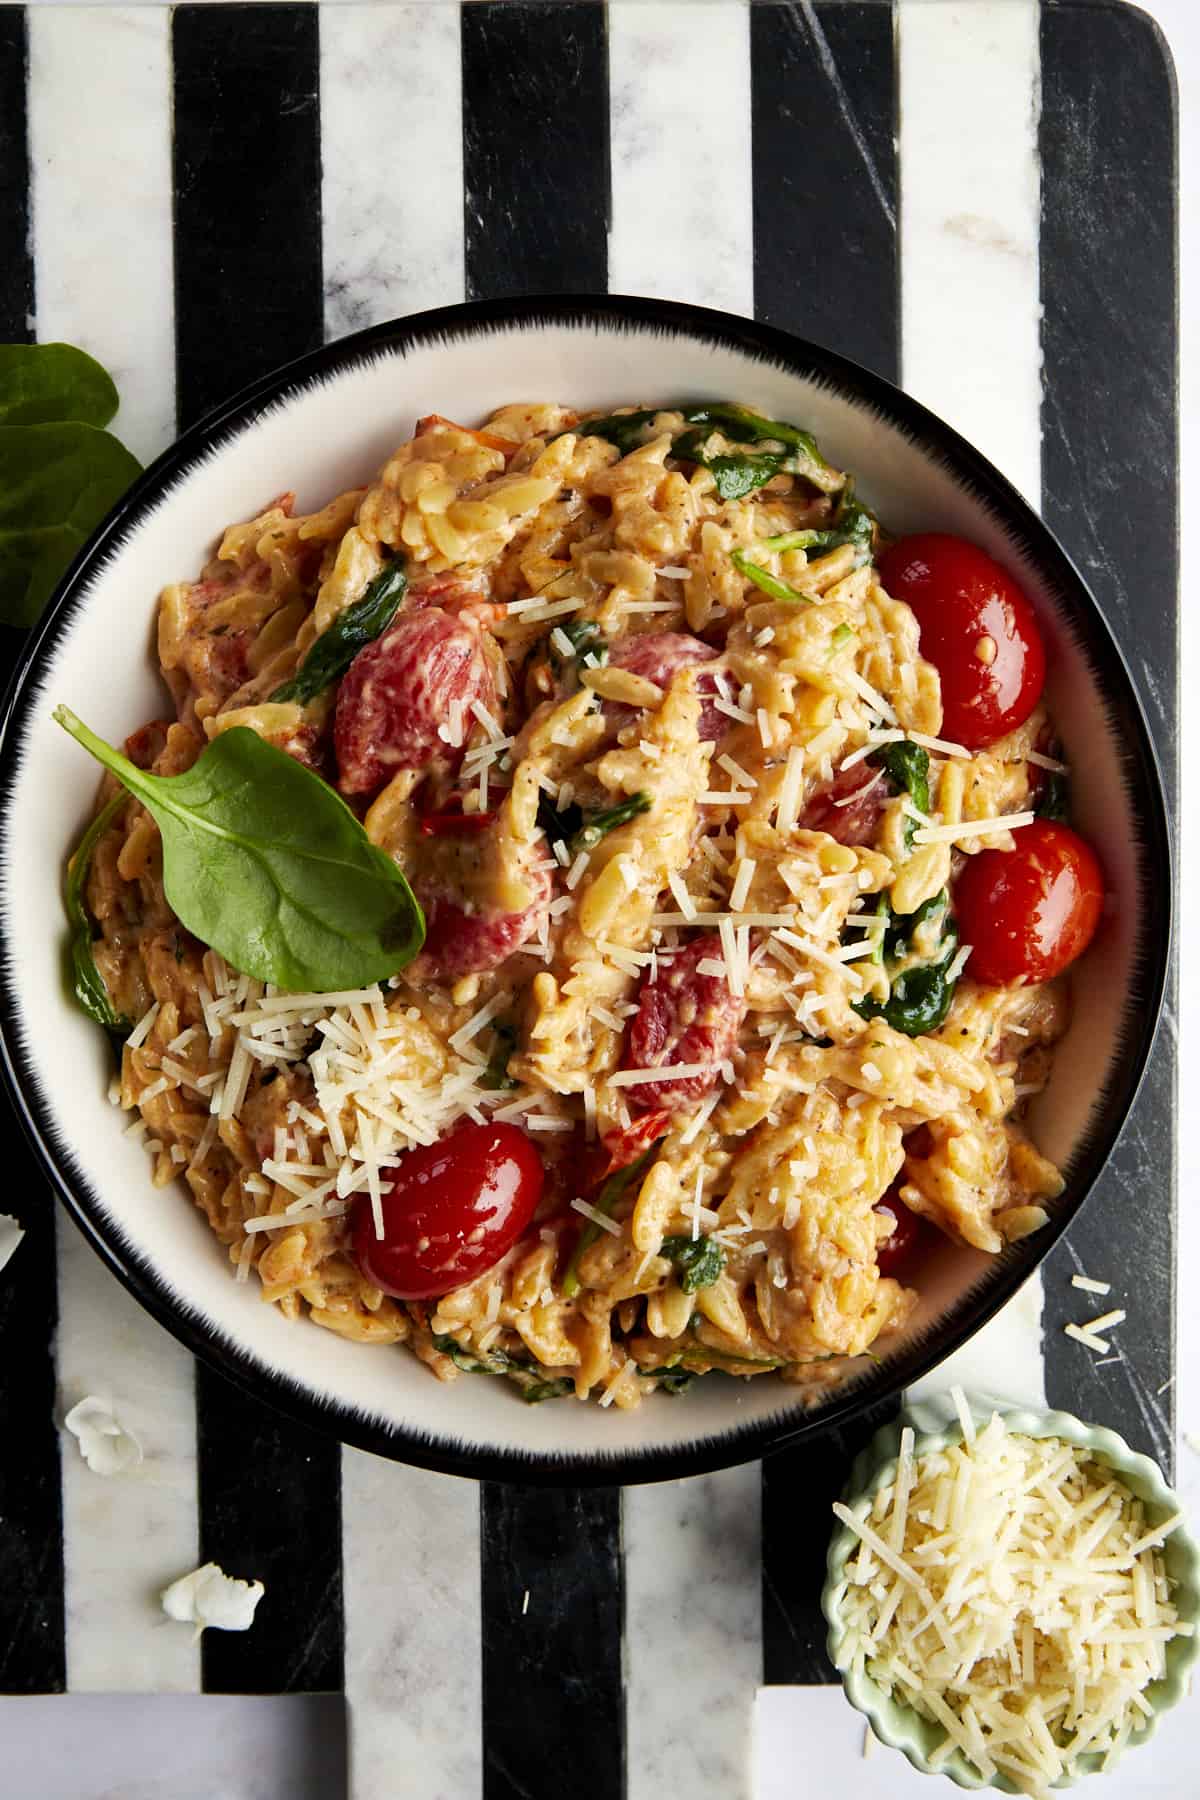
822;1391;1198;1792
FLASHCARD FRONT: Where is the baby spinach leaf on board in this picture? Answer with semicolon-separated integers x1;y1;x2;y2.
270;561;407;705
53;710;425;993
0;343;119;430
64;789;131;1034
0;422;142;627
659;1234;726;1293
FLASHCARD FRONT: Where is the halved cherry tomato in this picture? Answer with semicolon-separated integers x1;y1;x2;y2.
954;820;1103;985
874;1188;929;1277
352;1121;543;1300
877;534;1045;749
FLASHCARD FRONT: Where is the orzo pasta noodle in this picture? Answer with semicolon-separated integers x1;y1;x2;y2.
65;401;1103;1409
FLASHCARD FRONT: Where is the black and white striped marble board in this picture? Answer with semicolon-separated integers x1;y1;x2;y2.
0;5;1178;1797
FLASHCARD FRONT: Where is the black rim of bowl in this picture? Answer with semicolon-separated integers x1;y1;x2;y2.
0;294;1173;1486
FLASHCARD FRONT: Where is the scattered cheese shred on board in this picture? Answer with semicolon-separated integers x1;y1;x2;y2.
831;1410;1191;1796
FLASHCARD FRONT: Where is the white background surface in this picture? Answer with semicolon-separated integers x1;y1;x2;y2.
3;0;1198;1795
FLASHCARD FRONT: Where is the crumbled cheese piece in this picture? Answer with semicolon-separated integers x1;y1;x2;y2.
913;812;1035;847
1065;1321;1113;1354
1071;1274;1113;1296
63;1395;143;1476
161;1562;265;1638
570;1197;623;1237
0;1213;24;1275
608;1061;716;1088
832;1409;1191;1792
125;1001;160;1051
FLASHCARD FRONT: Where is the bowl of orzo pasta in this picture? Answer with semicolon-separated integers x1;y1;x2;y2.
0;297;1169;1482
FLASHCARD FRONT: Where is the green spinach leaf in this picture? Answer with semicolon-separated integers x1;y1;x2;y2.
854;923;959;1038
548;617;608;669
432;1334;573;1402
730;548;813;604
1035;770;1069;821
54;709;425;993
659;1233;726;1293
871;739;930;848
0;343;119;430
269;562;407;705
572;410;662;455
64;790;131;1034
0;422;142;627
479;1022;519;1091
649;1366;698;1395
537;789;652;855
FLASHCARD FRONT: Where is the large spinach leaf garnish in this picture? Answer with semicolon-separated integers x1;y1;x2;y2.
64;789;131;1034
270;562;407;705
0;344;142;628
0;344;120;429
54;709;425;993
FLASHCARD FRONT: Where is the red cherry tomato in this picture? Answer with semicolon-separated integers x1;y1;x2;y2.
954;820;1103;986
352;1121;543;1300
874;1190;928;1277
877;534;1045;749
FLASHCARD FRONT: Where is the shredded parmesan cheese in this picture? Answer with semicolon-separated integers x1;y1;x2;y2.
832;1409;1191;1794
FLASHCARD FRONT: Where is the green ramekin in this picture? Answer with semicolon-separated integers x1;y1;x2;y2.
821;1395;1200;1790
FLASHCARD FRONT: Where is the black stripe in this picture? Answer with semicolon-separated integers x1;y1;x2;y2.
481;1485;624;1800
751;0;898;383
464;8;621;1789
0;8;33;343
0;7;67;1698
754;0;900;1686
1038;1;1178;1475
172;3;342;1693
462;1;609;299
173;3;324;425
762;1403;897;1685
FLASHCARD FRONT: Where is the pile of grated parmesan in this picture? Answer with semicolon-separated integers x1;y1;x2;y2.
831;1402;1192;1795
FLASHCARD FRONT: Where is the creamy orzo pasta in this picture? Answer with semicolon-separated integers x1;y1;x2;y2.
65;401;1103;1409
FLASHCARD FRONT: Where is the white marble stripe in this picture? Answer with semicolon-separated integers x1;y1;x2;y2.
897;0;1042;511
609;8;760;1797
320;3;465;338
28;8;176;465
342;1453;482;1800
898;0;1046;1409
625;1466;762;1799
27;7;199;1694
608;0;754;315
321;15;478;1797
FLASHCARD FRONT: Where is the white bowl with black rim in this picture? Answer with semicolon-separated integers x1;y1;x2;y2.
0;296;1171;1485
